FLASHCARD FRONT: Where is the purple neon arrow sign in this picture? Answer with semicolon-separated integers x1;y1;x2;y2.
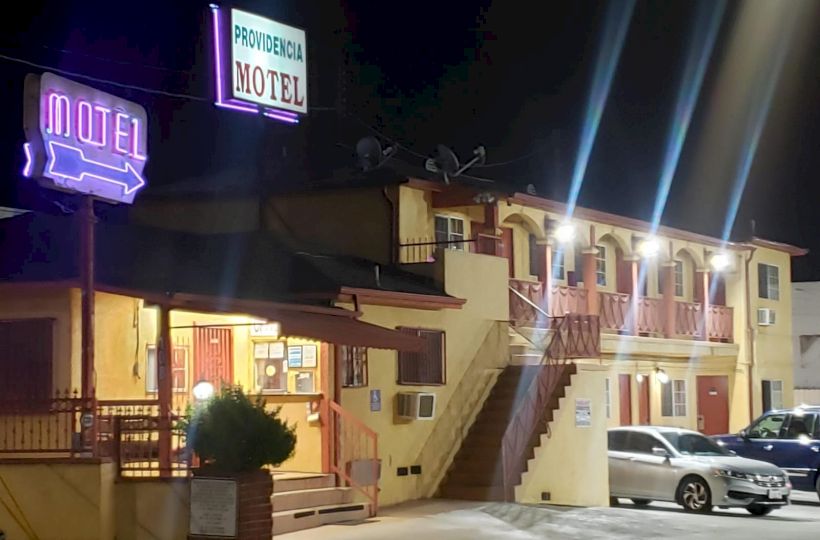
47;141;146;195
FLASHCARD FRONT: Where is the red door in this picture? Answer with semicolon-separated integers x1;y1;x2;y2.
638;375;651;425
194;327;233;390
697;376;729;435
619;374;632;426
500;228;514;277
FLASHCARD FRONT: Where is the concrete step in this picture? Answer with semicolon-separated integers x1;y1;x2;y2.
272;473;335;493
271;486;353;512
438;484;506;501
272;502;370;536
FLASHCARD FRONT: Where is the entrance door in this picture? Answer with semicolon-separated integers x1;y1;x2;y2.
638;375;651;425
500;228;514;277
194;327;234;390
696;375;729;435
619;374;632;426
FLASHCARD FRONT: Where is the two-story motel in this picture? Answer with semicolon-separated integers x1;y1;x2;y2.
0;171;805;538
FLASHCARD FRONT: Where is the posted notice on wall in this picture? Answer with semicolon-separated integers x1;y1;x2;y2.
189;477;237;538
575;398;592;428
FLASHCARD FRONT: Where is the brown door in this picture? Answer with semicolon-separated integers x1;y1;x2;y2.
637;375;651;424
194;327;234;390
500;228;514;277
696;375;729;435
619;374;632;426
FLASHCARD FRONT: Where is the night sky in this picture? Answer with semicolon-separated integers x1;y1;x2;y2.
1;0;819;279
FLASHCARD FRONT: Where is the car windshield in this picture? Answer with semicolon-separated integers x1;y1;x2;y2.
660;432;730;456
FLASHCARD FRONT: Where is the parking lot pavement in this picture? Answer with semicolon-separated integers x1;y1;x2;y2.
277;494;820;539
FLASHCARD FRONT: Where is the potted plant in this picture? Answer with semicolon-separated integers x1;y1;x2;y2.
183;387;296;539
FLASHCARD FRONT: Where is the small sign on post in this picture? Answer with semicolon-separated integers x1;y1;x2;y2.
189;477;238;538
370;389;381;412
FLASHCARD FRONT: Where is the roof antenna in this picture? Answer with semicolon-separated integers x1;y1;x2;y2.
425;144;487;184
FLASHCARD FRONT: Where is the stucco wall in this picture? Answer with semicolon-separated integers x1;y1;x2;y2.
517;364;609;507
115;480;190;540
339;249;509;506
0;462;116;540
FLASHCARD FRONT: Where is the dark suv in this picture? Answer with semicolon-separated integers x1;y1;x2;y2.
712;406;820;500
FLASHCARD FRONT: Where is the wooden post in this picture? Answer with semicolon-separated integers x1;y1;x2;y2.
79;196;96;398
320;343;333;473
582;248;599;316
629;258;639;335
661;262;676;338
158;304;172;476
543;242;553;315
697;269;710;340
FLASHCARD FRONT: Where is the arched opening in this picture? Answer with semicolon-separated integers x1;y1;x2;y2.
501;213;545;281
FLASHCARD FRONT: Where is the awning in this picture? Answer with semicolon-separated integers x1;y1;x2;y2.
101;286;425;352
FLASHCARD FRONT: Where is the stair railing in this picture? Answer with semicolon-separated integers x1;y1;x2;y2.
499;314;600;501
328;400;379;515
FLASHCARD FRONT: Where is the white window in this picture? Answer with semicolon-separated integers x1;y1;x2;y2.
762;380;783;412
758;264;780;300
673;260;684;297
434;215;465;250
595;246;606;286
146;343;189;393
552;249;565;280
605;377;611;419
662;379;687;417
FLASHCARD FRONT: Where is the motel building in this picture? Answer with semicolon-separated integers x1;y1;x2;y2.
0;171;805;538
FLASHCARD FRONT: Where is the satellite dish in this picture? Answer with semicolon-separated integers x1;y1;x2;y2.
526;184;537;195
355;136;395;172
425;144;488;184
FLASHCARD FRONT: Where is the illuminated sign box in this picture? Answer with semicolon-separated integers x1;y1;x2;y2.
22;72;148;205
211;5;306;123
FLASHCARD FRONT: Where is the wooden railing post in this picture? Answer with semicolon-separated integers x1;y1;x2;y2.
628;258;639;335
661;262;676;338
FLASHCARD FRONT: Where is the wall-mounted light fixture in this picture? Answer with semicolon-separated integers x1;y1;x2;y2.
637;237;660;258
709;252;731;272
655;368;669;384
636;373;645;383
192;380;215;401
554;222;576;243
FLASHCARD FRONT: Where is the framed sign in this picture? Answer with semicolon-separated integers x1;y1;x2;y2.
189;477;237;537
575;398;592;428
287;346;302;368
302;344;317;368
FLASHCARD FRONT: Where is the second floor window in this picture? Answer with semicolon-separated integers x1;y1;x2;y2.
657;260;685;296
595;245;607;286
434;215;465;250
758;264;780;300
528;234;542;276
339;345;368;388
553;249;565;280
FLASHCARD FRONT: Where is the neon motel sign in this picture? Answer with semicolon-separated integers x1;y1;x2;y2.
22;72;148;205
211;5;307;123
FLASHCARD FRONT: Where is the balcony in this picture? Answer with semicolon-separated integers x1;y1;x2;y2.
509;279;733;342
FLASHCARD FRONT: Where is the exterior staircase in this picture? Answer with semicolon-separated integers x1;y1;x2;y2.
272;472;370;536
437;362;576;501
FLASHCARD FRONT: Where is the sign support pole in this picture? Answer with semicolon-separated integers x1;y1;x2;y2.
80;195;96;399
158;304;173;477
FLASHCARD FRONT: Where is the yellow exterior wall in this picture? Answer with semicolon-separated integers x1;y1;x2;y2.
0;286;74;391
115;480;190;540
748;247;795;417
0;462;116;540
517;365;609;506
263;398;323;473
339;249;509;506
131;198;261;234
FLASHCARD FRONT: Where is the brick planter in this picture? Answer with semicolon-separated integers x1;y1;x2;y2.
190;468;273;540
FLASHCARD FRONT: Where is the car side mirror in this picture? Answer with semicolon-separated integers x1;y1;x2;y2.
652;447;670;458
739;429;748;439
729;450;737;456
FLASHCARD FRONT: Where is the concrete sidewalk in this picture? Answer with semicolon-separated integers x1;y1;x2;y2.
276;493;820;539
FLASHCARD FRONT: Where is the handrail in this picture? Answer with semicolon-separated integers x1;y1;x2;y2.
508;285;550;319
328;400;379;516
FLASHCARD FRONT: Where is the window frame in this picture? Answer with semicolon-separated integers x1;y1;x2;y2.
339;345;369;388
595;245;607;286
605;377;612;419
146;343;190;394
528;234;542;277
552;248;565;280
758;263;780;300
661;379;687;417
748;412;787;439
434;214;466;251
397;328;446;386
762;379;784;412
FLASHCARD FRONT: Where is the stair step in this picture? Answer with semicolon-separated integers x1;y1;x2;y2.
272;473;335;493
272;486;353;512
272;502;370;536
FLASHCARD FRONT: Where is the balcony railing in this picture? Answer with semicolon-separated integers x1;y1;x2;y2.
397;237;477;264
509;279;733;342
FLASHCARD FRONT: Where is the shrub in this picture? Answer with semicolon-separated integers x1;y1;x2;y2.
183;387;296;473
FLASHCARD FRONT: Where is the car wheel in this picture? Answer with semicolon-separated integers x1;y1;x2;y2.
746;505;773;516
631;499;652;507
678;476;712;513
609;496;620;506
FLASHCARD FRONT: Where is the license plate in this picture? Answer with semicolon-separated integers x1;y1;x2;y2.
768;489;783;500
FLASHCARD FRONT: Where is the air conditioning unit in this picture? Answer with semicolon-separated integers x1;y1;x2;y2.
396;392;436;420
757;308;776;326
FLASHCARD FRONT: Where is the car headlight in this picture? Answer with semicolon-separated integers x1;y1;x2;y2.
713;468;755;481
